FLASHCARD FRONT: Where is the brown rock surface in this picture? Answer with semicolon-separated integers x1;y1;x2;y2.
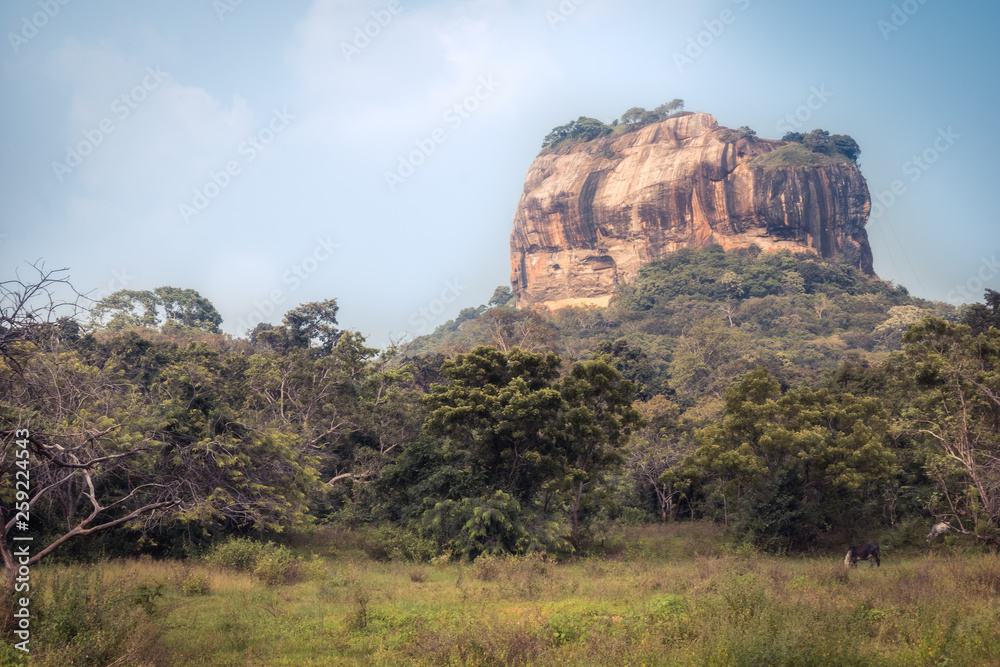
510;113;873;309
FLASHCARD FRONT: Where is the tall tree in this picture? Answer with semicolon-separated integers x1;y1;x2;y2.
282;299;341;353
425;346;565;504
962;289;1000;334
91;287;222;333
901;317;1000;543
90;289;160;329
559;355;643;543
152;286;223;332
626;396;689;522
487;286;514;308
620;107;646;126
666;369;895;549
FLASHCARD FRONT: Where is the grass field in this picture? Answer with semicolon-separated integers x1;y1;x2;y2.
9;524;1000;666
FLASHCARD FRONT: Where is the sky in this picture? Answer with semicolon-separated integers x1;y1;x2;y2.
1;0;998;346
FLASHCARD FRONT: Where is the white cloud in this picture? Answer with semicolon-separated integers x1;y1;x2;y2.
46;38;269;237
286;0;561;146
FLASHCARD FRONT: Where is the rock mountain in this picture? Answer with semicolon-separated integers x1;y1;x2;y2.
509;113;873;309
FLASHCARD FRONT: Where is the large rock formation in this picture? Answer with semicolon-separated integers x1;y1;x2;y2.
510;113;873;309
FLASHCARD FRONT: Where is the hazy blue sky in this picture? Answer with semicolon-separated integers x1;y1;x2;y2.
2;0;997;344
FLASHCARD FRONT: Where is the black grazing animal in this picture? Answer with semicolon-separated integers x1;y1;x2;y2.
844;543;880;568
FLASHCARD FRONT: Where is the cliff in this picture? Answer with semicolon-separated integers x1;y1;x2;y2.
510;113;873;309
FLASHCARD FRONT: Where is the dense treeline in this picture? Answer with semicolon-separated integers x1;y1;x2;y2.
382;246;999;550
1;249;998;615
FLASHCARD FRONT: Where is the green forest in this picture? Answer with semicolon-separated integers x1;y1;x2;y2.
2;247;1000;664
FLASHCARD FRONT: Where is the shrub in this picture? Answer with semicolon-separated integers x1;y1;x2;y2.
206;537;314;585
420;491;572;560
616;506;654;527
253;547;298;586
750;143;844;170
361;525;438;562
471;553;552;599
206;536;265;572
31;566;169;665
346;588;372;631
180;572;210;596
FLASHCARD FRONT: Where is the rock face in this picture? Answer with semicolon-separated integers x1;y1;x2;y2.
510;113;873;309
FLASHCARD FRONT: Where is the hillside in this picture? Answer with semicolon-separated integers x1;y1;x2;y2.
405;246;954;408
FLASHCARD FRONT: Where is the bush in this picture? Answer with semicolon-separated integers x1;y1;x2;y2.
180;572;210;596
616;506;654;527
206;537;314;585
361;525;438;562
253;547;299;586
30;566;169;665
750;143;844;170
206;536;265;572
471;553;552;599
419;491;572;560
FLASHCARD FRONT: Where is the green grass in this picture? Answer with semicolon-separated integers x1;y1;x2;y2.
11;525;1000;666
750;143;851;171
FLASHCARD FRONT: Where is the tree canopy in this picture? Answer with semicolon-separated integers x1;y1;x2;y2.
782;129;861;163
541;100;685;152
91;287;222;332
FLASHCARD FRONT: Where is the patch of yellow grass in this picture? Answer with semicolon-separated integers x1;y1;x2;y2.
23;526;1000;666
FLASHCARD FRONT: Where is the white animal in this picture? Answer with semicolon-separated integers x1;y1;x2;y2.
926;522;953;542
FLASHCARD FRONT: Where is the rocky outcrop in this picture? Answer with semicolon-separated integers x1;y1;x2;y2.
510;113;873;309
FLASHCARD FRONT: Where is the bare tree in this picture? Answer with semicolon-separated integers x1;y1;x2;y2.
1;266;317;628
902;319;1000;543
482;308;558;354
0;262;85;372
0;265;179;627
